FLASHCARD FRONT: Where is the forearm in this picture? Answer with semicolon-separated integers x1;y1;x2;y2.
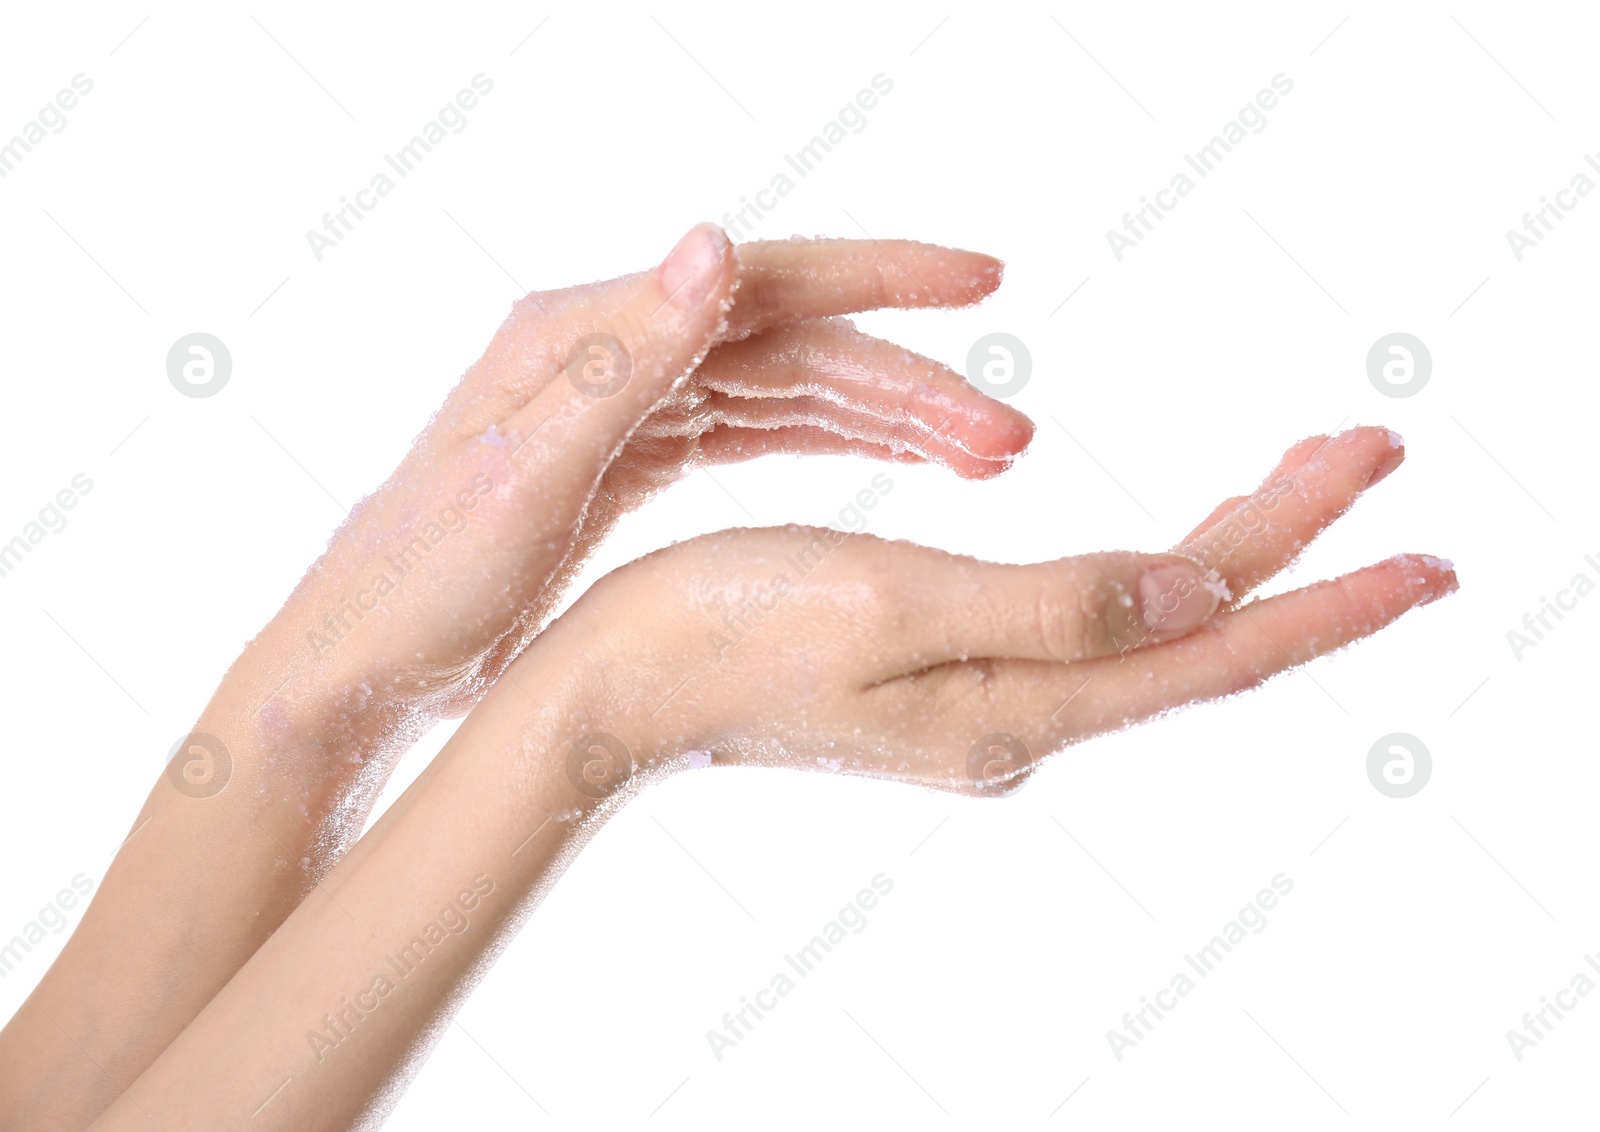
0;602;441;1129
84;622;621;1131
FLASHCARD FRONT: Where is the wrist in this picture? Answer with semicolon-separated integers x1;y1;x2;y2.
167;625;443;874
445;600;701;821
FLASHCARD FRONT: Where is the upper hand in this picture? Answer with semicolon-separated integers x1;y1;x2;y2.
236;225;1030;754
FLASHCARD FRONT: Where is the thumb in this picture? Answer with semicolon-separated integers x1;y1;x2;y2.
507;222;736;449
825;540;1229;673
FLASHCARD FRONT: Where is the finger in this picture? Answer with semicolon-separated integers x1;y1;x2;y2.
1179;426;1406;605
639;392;1015;479
1177;432;1330;545
826;541;1228;676
979;553;1457;743
451;236;1001;436
503;222;738;457
597;428;926;504
724;238;1004;340
694;424;927;468
691;317;1034;461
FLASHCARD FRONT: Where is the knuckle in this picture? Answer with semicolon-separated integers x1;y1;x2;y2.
873;256;898;306
1033;580;1098;662
739;269;775;324
604;310;649;365
511;289;552;322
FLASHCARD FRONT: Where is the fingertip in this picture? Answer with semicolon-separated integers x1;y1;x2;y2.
1345;554;1460;626
1000;405;1034;449
970;252;1004;294
950;399;1034;460
658;222;735;316
956;453;1019;480
1391;552;1459;597
1319;425;1407;490
942;249;1004;307
1363;439;1406;490
874;242;1005;308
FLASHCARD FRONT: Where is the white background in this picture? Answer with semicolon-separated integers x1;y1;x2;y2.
0;1;1594;1127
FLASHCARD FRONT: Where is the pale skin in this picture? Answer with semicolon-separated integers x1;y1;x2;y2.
0;224;1456;1129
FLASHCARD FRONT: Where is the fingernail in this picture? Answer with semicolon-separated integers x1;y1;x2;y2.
1364;445;1405;490
1139;563;1224;635
659;224;729;312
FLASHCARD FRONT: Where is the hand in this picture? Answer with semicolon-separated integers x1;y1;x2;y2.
255;225;1029;746
0;224;1030;1130
559;425;1451;793
80;427;1455;1130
